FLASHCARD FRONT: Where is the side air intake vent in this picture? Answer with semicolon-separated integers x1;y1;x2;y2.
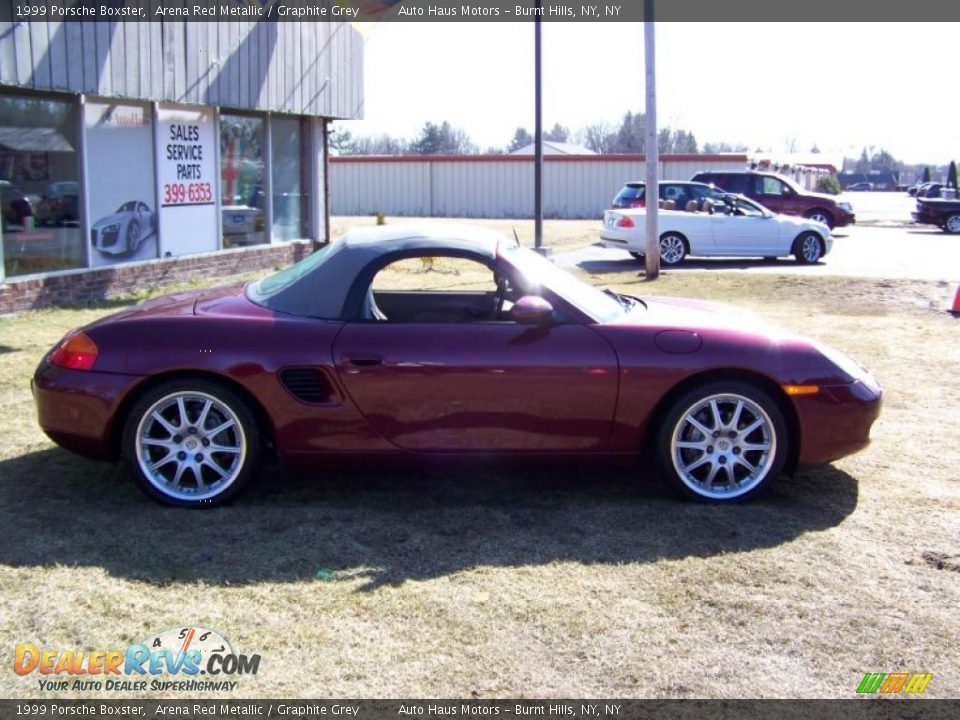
279;368;336;404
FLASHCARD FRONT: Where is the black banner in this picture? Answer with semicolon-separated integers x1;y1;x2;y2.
2;0;960;23
0;700;958;720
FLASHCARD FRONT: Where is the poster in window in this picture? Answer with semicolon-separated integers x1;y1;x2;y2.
84;101;157;267
154;104;218;257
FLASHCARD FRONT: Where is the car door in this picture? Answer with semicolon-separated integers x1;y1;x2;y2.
751;175;791;214
709;199;779;255
331;254;619;452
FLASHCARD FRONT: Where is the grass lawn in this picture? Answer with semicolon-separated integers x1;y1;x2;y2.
0;237;957;698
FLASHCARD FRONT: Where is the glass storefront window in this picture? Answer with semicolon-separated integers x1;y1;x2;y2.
271;116;310;241
219;114;266;247
0;94;82;277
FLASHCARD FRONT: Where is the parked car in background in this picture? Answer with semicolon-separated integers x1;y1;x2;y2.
907;185;921;197
847;182;873;192
0;180;33;231
601;193;832;265
917;183;944;198
612;181;724;211
690;170;855;229
35;181;80;226
33;224;881;506
912;197;960;233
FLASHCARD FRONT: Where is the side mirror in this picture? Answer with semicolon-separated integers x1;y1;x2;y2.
512;295;554;325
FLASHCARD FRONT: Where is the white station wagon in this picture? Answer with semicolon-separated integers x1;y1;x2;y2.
600;194;833;265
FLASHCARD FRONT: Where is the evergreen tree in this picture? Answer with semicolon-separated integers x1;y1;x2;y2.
507;127;533;152
947;161;958;189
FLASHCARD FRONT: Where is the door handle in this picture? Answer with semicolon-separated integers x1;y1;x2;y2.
343;353;384;367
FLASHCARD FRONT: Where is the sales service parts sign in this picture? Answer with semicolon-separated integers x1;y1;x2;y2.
155;104;218;257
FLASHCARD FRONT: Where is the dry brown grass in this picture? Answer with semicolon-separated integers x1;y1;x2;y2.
0;244;958;699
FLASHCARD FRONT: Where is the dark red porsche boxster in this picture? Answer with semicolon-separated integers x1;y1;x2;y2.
33;225;882;507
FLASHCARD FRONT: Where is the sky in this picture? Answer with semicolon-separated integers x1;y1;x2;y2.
339;22;959;164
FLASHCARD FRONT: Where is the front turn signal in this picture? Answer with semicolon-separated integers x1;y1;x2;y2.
783;384;819;396
50;331;99;371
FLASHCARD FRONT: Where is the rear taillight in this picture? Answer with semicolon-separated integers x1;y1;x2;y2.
616;215;636;228
629;199;646;208
50;331;99;371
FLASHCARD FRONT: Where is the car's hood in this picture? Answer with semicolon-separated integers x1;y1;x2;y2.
91;212;128;229
777;213;827;232
803;190;840;205
613;295;799;341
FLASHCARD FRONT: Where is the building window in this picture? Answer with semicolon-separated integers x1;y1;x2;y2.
271;116;310;241
219;113;266;247
0;93;82;277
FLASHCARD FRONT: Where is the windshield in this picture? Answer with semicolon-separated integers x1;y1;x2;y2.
499;245;625;322
734;195;771;217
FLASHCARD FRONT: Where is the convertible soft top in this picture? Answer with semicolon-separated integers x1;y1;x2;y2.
250;224;505;319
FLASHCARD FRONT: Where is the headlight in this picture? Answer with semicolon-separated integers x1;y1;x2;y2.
838;202;853;212
815;342;872;383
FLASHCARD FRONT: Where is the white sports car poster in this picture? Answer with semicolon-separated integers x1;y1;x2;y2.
84;101;157;267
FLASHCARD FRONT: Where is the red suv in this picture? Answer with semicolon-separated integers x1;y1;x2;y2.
691;170;855;229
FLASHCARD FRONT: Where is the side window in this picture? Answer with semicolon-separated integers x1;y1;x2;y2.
756;176;785;196
371;256;496;293
715;175;747;193
365;255;501;324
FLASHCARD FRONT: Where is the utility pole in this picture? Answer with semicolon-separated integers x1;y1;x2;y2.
644;2;660;279
534;3;543;251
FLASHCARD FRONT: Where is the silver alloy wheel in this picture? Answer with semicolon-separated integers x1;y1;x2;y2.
670;393;777;500
946;215;960;233
809;212;830;226
135;391;247;502
801;234;822;262
659;234;686;264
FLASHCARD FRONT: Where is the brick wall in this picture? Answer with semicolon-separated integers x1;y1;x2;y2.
0;242;315;315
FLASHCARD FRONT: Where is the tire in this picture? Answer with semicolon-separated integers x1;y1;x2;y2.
122;378;261;507
658;232;688;266
944;215;960;234
629;251;644;261
126;220;140;253
793;232;824;264
803;208;834;229
655;380;788;503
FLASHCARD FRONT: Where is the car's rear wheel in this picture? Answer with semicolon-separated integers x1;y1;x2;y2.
122;379;261;507
944;215;960;234
659;233;688;265
803;208;834;228
793;232;824;264
656;381;788;502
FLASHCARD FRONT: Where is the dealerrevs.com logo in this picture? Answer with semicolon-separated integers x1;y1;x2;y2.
14;627;261;693
856;672;933;695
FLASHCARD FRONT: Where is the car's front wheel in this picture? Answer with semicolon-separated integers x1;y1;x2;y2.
944;215;960;234
659;233;688;265
793;232;824;264
656;381;788;502
803;208;834;228
122;379;261;507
